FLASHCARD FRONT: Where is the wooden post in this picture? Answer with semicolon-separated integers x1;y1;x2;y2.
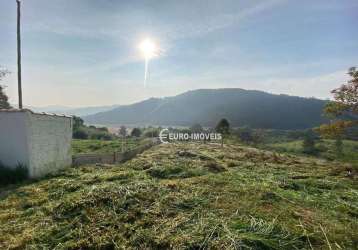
16;0;23;109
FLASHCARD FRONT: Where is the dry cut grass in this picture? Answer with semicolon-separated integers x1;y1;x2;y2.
0;142;357;249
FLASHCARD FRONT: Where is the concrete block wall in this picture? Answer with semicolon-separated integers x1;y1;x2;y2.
72;139;159;166
28;113;72;177
0;111;29;168
0;109;72;178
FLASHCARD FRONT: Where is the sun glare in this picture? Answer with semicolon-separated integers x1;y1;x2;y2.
139;38;157;59
139;38;159;87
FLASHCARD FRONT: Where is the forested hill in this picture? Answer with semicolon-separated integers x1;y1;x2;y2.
83;88;328;129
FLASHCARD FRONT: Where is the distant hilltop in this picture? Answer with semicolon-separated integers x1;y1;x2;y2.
83;88;328;130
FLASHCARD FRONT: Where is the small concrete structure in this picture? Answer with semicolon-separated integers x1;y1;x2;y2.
0;109;72;178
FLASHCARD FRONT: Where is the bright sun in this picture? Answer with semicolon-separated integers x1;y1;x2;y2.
139;38;157;59
139;38;159;87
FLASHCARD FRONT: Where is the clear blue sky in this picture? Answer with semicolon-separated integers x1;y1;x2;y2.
0;0;357;107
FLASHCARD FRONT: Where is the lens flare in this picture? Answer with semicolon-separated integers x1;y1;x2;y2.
139;38;158;87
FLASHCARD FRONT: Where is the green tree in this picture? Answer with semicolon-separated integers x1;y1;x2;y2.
0;68;11;109
131;128;142;137
302;132;317;155
72;116;85;131
215;118;230;147
119;126;127;137
317;67;358;139
73;129;88;139
72;116;88;139
118;126;127;152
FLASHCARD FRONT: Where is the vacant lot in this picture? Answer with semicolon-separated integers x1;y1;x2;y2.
0;143;357;249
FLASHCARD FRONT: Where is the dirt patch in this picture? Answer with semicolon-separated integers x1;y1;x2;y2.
203;162;226;173
176;151;197;157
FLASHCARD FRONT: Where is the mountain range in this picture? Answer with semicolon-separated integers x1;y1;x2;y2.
83;88;328;129
26;105;120;116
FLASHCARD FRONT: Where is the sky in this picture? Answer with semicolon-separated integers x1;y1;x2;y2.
0;0;357;107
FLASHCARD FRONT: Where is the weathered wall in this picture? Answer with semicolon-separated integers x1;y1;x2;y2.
0;110;72;178
0;111;30;168
28;113;72;177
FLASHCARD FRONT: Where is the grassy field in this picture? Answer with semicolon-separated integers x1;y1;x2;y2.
72;138;142;154
264;139;358;165
0;142;357;249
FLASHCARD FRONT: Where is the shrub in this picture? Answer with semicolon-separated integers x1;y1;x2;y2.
0;163;28;186
72;116;114;141
131;128;142;137
90;132;113;140
144;129;159;138
73;129;88;139
302;132;318;155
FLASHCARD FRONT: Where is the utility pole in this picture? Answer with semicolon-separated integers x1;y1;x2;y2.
17;0;23;109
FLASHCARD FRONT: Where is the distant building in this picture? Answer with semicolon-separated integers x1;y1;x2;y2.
0;109;72;178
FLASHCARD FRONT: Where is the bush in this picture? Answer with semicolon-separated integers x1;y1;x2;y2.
302;133;317;155
73;129;88;139
144;129;159;138
72;116;84;130
131;128;142;137
90;132;113;140
0;163;28;186
72;116;115;141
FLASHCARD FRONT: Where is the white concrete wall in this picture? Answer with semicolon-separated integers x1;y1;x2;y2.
0;111;30;169
0;110;72;178
27;113;72;177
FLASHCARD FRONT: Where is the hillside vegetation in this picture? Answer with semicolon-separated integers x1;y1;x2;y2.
0;143;357;249
83;88;327;129
264;139;358;164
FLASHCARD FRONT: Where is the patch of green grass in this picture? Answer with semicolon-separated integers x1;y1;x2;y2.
264;139;358;165
0;142;357;249
147;164;206;179
72;138;141;154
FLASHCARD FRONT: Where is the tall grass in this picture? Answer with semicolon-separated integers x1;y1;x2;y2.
0;162;28;186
